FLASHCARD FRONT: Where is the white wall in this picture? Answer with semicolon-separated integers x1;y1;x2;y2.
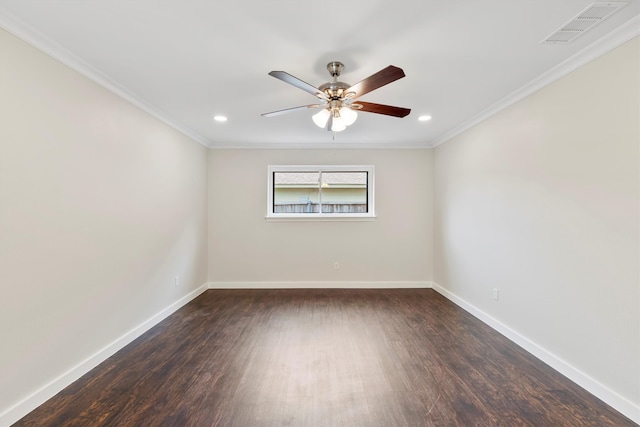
0;28;209;424
433;37;639;420
208;149;433;286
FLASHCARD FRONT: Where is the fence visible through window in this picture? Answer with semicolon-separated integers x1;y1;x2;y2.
273;171;368;214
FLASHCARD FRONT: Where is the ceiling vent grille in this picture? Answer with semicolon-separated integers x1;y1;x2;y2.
541;2;628;44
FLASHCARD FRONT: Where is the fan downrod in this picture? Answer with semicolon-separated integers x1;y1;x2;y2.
319;61;351;97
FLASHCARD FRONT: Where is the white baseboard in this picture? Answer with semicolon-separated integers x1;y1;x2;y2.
0;283;209;427
431;282;640;424
208;281;433;289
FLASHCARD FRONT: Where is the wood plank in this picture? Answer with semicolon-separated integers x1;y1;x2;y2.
13;289;637;426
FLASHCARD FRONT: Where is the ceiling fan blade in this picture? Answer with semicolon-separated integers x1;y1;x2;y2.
347;66;406;99
356;101;411;118
268;71;328;100
261;104;325;117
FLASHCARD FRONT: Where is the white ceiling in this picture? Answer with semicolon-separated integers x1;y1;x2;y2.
1;1;638;149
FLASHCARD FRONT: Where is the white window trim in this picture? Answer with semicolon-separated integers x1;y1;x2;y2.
266;165;376;222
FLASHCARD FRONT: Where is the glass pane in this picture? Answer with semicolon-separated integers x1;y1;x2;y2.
273;172;320;213
320;172;368;213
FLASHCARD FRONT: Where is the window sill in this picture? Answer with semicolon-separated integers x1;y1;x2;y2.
265;215;377;222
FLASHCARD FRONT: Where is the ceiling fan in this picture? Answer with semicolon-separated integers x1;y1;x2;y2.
262;61;411;132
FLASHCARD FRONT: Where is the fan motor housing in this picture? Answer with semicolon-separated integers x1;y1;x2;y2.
319;81;351;99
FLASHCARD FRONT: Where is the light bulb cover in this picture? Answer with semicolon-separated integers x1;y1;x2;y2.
339;107;358;126
331;116;347;132
312;109;331;128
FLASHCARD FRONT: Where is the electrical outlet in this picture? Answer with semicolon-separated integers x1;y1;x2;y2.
334;261;340;270
492;288;499;301
174;276;180;287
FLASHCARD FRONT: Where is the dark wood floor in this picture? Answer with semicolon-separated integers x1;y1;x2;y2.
14;289;636;426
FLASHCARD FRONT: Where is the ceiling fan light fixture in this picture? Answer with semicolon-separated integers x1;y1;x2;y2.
312;108;331;128
339;106;358;126
331;115;347;132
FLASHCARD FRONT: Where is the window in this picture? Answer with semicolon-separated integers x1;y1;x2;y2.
267;165;375;220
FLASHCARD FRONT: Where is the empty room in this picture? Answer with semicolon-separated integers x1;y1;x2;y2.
1;1;638;426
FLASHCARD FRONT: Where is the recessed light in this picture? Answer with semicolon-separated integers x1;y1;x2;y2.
418;115;432;122
213;115;228;122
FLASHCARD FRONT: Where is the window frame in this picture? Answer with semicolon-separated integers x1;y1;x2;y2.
266;165;376;221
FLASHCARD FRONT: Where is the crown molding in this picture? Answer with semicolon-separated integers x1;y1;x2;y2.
430;15;640;148
209;141;433;150
0;7;212;149
3;5;637;152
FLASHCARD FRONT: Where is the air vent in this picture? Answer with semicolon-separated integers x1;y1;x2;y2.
541;2;628;44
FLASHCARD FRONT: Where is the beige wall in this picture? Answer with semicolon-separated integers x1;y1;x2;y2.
434;37;639;414
0;28;209;422
208;149;433;284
